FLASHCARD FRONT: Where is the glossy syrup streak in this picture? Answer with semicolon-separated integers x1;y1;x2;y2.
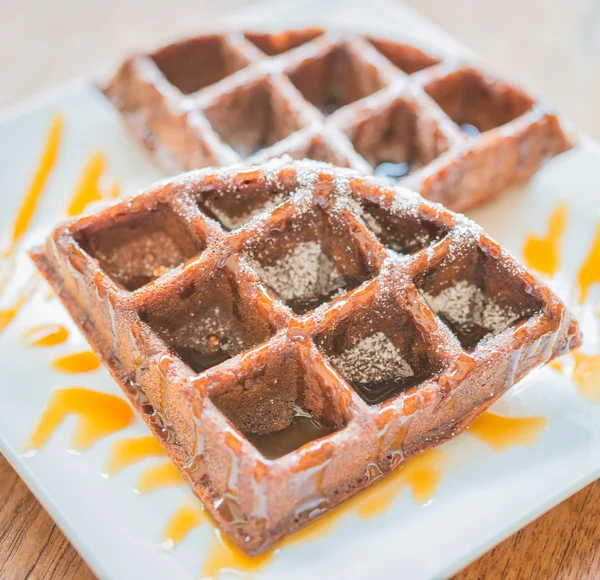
552;351;600;404
23;387;134;454
0;114;64;317
22;323;69;347
468;412;548;452
572;352;600;403
0;115;120;335
161;503;205;549
5;115;64;256
245;414;336;460
523;201;567;277
577;221;600;304
104;435;166;476
135;461;185;494
66;150;120;217
201;408;552;576
51;350;101;374
201;448;448;576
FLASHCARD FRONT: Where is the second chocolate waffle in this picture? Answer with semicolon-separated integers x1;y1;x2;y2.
105;29;571;211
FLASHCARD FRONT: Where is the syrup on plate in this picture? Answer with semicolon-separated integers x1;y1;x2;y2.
161;503;205;549
105;434;166;476
135;461;185;494
5;115;64;256
23;387;134;454
468;411;548;452
577;221;600;304
22;324;69;347
522;201;567;277
66;150;119;217
51;350;101;374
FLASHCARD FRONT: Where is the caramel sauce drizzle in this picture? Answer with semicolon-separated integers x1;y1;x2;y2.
22;387;550;576
202;530;275;578
577;221;600;304
0;118;118;332
201;449;447;577
550;351;600;404
51;350;101;374
22;323;69;347
4;115;64;257
66;151;120;217
135;461;185;494
200;410;550;576
468;411;548;452
23;387;134;455
160;503;205;550
571;351;600;403
522;201;567;277
104;435;166;476
0;274;39;335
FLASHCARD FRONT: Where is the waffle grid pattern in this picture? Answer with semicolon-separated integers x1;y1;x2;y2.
32;160;580;555
105;28;571;211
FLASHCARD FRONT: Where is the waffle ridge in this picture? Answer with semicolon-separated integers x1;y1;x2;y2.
105;28;572;211
32;159;581;556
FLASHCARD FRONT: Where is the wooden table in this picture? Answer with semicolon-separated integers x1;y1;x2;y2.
1;1;599;578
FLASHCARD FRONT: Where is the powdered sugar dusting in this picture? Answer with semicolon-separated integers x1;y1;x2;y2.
423;280;520;341
250;241;345;304
204;192;287;230
330;332;414;384
341;195;384;235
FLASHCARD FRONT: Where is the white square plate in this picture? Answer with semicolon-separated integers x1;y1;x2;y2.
1;1;599;579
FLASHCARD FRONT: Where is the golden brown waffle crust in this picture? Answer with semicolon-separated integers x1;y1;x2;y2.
104;28;572;212
31;159;580;555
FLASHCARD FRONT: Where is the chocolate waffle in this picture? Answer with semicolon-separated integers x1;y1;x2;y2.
31;159;581;555
105;29;571;212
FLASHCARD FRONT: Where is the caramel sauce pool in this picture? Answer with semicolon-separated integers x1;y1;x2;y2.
571;351;600;403
105;435;166;476
551;352;600;404
22;324;69;347
468;412;548;452
23;387;134;454
522;201;567;277
66;151;119;217
161;503;205;549
577;221;600;304
0;275;39;335
135;461;184;494
51;350;101;373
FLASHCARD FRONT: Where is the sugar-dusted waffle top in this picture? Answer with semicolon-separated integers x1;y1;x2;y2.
105;28;571;211
32;159;580;555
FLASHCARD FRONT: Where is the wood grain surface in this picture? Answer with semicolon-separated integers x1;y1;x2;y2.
1;0;599;579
